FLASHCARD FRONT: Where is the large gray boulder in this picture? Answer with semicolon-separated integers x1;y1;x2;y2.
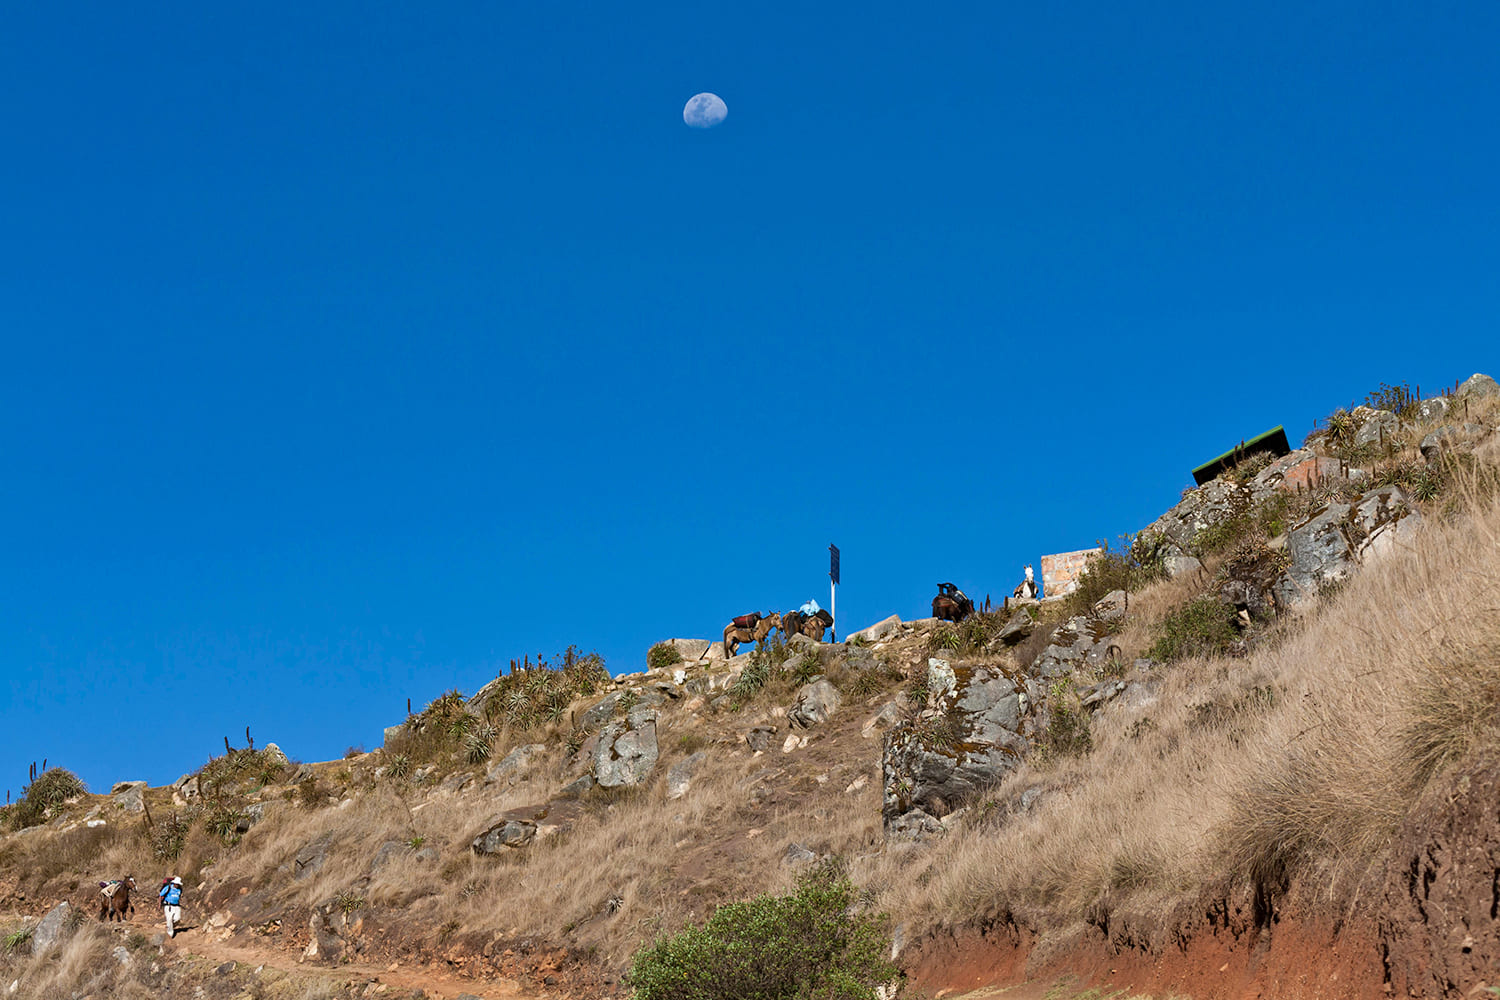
1274;500;1354;608
1350;485;1423;561
1028;616;1119;679
1456;373;1499;398
1142;477;1250;557
847;615;901;644
1248;448;1314;503
1416;396;1451;423
1353;408;1400;449
1164;554;1205;578
881;660;1029;827
1093;590;1128;622
578;692;624;731
592;706;659;788
666;638;712;661
887;808;945;840
1420;426;1461;461
995;611;1034;645
1273;486;1422;609
788;679;842;728
471;811;540;854
33;902;71;954
370;840;408;873
294;834;333;881
110;781;146;814
465;677;505;717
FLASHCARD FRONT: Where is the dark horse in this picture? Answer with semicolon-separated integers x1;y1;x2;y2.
98;875;138;922
782;609;834;642
932;582;974;623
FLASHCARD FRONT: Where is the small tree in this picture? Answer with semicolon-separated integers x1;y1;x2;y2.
627;862;900;1000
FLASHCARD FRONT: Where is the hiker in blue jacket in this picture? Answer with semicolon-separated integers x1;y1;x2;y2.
159;875;184;937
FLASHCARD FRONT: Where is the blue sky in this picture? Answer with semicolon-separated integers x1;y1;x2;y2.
2;2;1496;794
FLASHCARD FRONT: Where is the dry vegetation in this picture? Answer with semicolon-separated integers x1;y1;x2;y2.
0;915;394;1000
2;380;1497;996
208;699;888;967
859;456;1500;935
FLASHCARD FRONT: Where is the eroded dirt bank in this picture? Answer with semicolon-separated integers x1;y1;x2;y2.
906;750;1500;1000
905;891;1382;1000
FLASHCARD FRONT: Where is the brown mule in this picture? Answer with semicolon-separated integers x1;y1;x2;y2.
723;612;781;657
98;875;138;922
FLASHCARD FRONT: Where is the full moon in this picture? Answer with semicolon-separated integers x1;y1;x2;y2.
683;92;728;129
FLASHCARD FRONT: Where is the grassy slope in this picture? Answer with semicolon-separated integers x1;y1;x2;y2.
2;390;1498;996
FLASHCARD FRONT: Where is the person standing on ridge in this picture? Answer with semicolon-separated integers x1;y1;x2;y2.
159;875;183;937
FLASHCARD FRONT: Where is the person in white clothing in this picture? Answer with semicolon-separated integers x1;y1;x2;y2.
159;876;184;937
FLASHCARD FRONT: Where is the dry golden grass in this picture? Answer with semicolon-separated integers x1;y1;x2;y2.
4;409;1495;986
202;712;885;966
861;456;1500;934
0;919;151;999
1108;552;1228;661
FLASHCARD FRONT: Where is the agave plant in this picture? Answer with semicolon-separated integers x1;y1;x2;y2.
464;724;498;763
447;712;475;739
1325;409;1356;451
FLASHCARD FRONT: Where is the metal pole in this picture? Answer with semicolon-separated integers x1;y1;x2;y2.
830;580;837;643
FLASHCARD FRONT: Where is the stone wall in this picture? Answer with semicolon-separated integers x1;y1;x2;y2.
1280;454;1346;493
1040;547;1101;598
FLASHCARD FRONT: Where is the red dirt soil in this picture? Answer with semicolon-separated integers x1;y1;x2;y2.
905;896;1384;1000
907;749;1500;1000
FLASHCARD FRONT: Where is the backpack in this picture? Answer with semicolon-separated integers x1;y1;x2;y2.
731;613;760;629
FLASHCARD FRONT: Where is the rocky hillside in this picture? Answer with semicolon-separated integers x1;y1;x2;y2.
3;374;1499;1000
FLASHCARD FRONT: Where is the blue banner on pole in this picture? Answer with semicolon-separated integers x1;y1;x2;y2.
829;544;840;585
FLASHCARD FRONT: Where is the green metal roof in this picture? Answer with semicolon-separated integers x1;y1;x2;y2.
1191;425;1290;485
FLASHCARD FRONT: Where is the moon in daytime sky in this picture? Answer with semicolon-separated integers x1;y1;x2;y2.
683;92;728;129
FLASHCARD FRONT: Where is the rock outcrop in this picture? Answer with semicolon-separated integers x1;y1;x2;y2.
789;679;842;728
33;902;71;954
882;658;1030;833
1274;485;1421;608
591;705;659;788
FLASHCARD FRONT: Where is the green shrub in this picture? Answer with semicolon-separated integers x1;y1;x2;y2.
927;612;1004;656
648;642;684;671
1191;513;1257;557
3;926;33;954
152;812;193;860
25;767;86;807
1147;597;1241;662
465;723;499;763
1064;535;1167;617
1365;381;1419;420
203;804;248;845
626;862;901;1000
726;658;771;702
7;767;87;830
845;659;903;701
928;623;960;653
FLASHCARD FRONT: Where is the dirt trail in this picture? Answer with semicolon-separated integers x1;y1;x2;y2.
166;922;535;1000
9;905;537;1000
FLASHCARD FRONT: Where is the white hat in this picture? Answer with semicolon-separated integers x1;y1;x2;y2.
171;876;183;886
